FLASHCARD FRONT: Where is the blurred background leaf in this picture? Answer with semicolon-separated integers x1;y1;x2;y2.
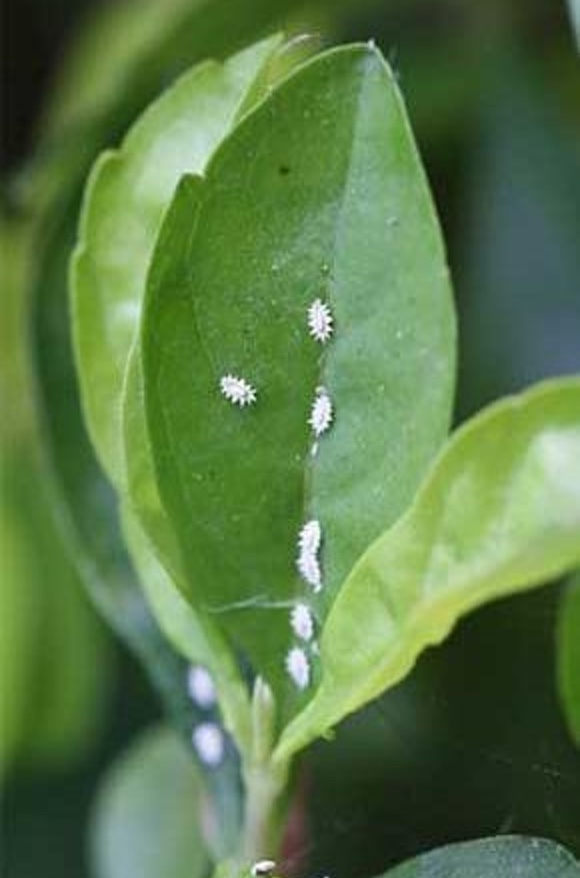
90;726;209;878
558;574;580;746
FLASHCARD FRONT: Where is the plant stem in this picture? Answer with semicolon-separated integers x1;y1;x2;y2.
239;678;290;860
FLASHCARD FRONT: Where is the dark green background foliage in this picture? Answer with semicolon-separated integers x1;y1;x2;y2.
2;1;580;877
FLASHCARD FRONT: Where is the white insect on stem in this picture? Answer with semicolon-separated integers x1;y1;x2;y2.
309;385;333;437
187;665;216;709
192;722;224;767
307;298;334;343
219;374;257;407
286;646;311;690
290;602;315;642
297;519;323;591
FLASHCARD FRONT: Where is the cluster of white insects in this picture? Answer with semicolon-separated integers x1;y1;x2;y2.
188;664;225;767
219;296;335;693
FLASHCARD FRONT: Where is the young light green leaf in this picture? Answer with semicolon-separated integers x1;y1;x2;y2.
72;34;283;486
382;835;580;877
91;726;209;878
276;378;580;760
557;572;580;745
142;44;455;704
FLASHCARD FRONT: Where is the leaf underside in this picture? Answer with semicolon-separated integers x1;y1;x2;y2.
143;43;455;713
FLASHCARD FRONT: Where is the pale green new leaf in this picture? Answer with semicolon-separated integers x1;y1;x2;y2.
276;378;580;760
142;44;455;705
383;835;580;877
557;572;580;745
72;34;283;486
91;726;209;878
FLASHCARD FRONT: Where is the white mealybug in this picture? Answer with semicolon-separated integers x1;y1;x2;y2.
290;602;315;642
286;646;311;690
297;552;322;591
309;386;333;437
192;722;224;767
251;861;276;878
297;519;323;590
219;374;257;407
298;519;321;555
187;665;216;709
307;298;334;343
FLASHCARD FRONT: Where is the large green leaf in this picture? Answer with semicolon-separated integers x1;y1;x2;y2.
91;726;209;878
276;378;580;760
142;44;455;707
383;835;580;877
558;572;580;745
72;35;283;486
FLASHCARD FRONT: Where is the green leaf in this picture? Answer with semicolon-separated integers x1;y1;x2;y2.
557;572;580;745
72;34;283;486
142;44;455;705
382;835;580;877
276;378;580;760
91;726;209;878
0;219;109;773
121;507;252;753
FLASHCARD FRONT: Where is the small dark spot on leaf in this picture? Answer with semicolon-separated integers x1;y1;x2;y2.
279;164;291;176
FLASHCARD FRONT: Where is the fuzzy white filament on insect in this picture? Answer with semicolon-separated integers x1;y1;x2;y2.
251;861;276;878
219;374;257;407
307;298;334;343
297;519;323;591
187;665;216;709
290;602;315;642
286;646;311;689
192;722;224;767
309;386;333;437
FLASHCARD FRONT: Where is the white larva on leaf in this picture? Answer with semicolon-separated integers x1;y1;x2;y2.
309;386;333;437
297;519;323;590
298;519;321;555
192;722;224;767
297;552;322;591
251;862;276;878
187;665;216;709
290;602;315;641
219;374;257;407
286;646;311;690
307;298;334;343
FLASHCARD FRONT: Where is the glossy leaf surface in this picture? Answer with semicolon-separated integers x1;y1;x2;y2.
277;378;580;759
143;44;455;700
91;727;209;878
383;835;580;877
72;35;282;485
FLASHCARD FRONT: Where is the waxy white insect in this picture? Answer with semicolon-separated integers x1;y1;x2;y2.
290;602;315;642
286;646;311;690
251;862;276;878
219;374;257;407
307;298;334;343
298;519;321;555
297;552;322;591
297;519;323;590
187;665;216;709
309;386;333;437
192;722;224;766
